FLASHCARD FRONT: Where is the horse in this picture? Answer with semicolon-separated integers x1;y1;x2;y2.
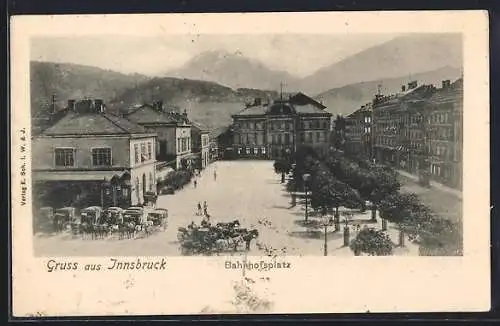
242;229;259;251
142;220;154;237
215;235;243;252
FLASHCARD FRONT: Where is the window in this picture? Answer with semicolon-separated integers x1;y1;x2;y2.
140;143;146;162
177;139;181;153
300;132;305;143
246;147;250;155
262;147;266;154
316;132;321;142
253;147;258;155
149;172;154;191
134;144;140;163
147;143;152;160
55;148;75;167
92;148;112;166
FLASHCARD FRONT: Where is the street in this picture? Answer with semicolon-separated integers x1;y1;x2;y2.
34;161;419;257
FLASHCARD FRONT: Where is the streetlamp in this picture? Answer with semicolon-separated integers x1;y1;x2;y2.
302;173;311;221
321;215;330;256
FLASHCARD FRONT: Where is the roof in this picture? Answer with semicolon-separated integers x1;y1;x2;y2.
233;101;330;117
124;105;178;125
40;111;150;136
190;121;209;132
429;78;463;105
289;92;327;109
294;103;331;115
233;105;269;117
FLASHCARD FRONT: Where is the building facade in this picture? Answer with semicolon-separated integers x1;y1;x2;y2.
32;99;157;209
366;78;463;190
372;82;436;173
123;102;193;170
344;103;373;159
424;79;463;189
230;93;332;160
191;121;210;170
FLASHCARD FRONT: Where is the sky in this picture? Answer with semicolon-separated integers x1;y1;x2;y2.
30;34;400;77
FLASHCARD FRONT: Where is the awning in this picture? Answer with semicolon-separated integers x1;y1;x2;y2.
33;170;129;182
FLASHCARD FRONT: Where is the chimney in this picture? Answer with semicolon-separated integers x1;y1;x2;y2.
442;80;451;89
67;99;76;111
153;100;164;112
408;80;418;90
401;85;406;92
94;99;104;113
182;109;188;119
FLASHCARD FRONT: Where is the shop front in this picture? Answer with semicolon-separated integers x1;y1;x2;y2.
32;170;132;210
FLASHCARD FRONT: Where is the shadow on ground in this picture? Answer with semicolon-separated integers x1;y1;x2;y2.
287;229;344;240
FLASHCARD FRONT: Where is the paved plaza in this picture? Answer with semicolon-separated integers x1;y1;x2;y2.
34;161;420;257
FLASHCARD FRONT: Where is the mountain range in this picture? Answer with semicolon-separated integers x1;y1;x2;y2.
31;34;463;134
165;34;462;95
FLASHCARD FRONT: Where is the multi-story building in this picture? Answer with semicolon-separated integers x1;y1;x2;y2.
344;103;373;159
372;81;436;172
32;99;157;209
424;78;463;189
191;121;210;170
230;92;332;160
122;102;193;170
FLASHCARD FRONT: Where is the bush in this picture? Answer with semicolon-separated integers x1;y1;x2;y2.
158;170;193;191
350;227;393;256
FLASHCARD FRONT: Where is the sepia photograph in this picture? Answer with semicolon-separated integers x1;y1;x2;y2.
29;32;463;258
10;12;489;316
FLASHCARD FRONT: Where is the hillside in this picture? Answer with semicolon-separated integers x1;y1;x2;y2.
294;34;462;94
108;77;279;134
165;50;299;91
30;61;150;114
30;61;278;134
315;66;462;117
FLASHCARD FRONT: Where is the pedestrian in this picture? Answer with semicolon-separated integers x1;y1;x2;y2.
197;202;202;216
203;201;208;217
213;170;217;181
194;179;197;188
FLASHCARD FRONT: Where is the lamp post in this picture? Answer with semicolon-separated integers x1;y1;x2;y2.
302;173;311;221
321;215;330;256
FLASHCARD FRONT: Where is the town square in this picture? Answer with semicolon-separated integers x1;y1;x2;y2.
30;34;463;258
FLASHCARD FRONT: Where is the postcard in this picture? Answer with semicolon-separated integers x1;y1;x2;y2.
10;11;490;316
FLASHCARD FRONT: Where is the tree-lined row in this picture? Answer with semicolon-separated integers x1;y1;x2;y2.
275;146;462;256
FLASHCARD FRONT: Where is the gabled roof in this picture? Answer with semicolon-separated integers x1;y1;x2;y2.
191;121;209;132
124;104;178;125
294;103;331;116
289;92;327;109
40;112;150;136
233;105;268;117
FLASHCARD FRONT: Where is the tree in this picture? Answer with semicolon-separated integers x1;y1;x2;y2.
273;160;291;183
379;192;421;247
365;166;401;221
349;227;393;256
309;164;363;229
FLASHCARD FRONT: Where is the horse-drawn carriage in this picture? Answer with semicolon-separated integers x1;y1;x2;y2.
177;219;259;255
80;206;102;224
103;207;124;225
123;206;148;225
147;208;168;229
53;207;77;233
